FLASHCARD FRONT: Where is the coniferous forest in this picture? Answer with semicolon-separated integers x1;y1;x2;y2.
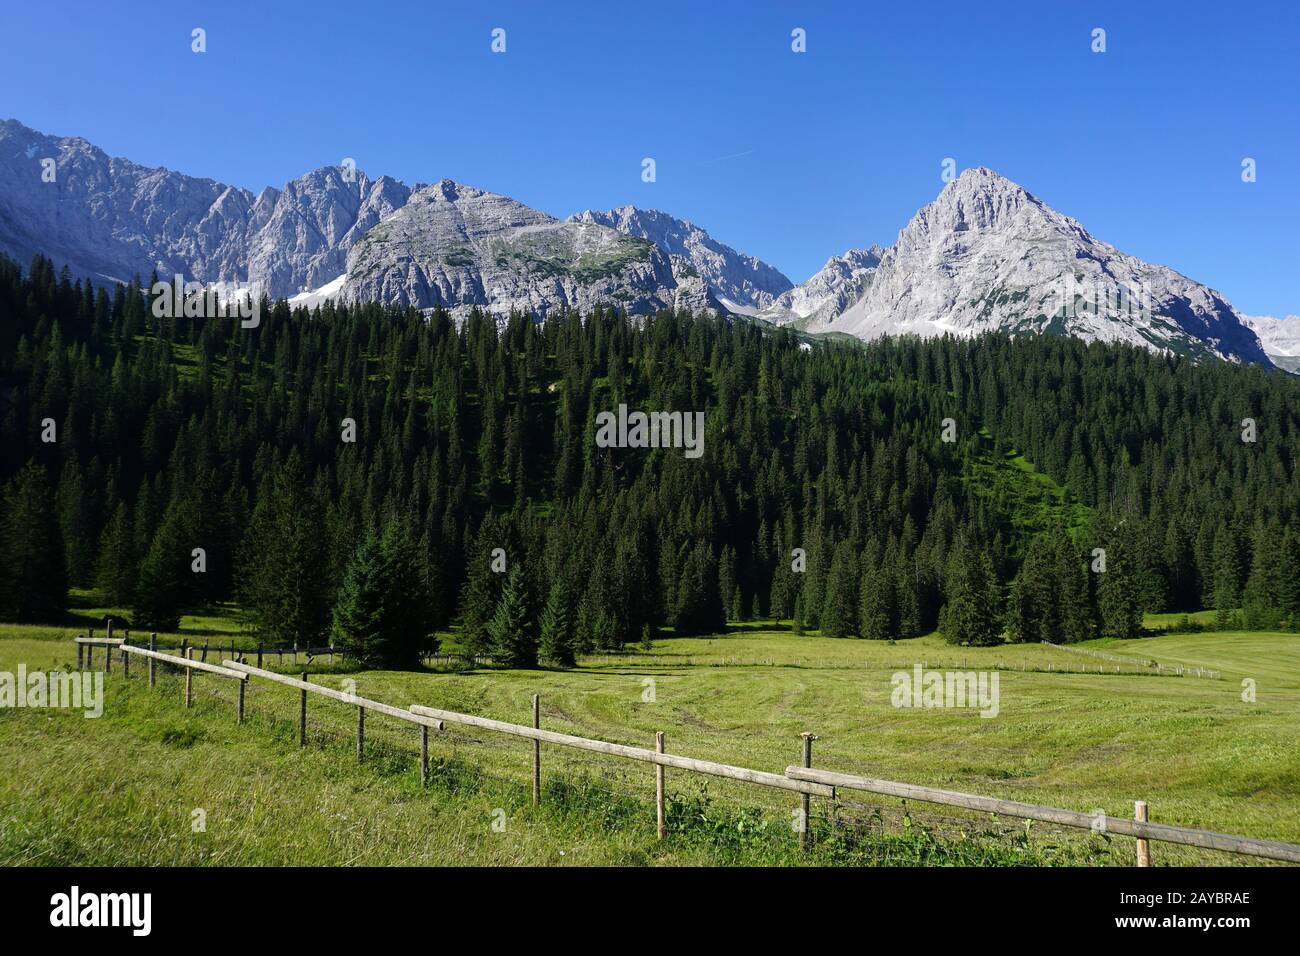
3;254;1300;666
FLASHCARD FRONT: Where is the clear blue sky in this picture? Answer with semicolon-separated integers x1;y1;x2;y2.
4;0;1298;314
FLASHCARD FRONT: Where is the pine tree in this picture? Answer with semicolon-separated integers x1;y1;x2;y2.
1241;525;1283;630
820;541;859;638
940;535;1003;646
538;576;576;666
132;501;194;631
459;518;505;656
0;462;68;622
489;565;537;667
1007;536;1053;643
895;559;922;639
858;558;897;640
330;531;387;665
331;522;437;669
1052;530;1093;644
239;452;332;647
57;458;94;586
96;501;135;607
1098;530;1143;639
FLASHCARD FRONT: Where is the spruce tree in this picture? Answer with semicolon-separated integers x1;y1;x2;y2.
1098;532;1144;639
330;531;387;665
858;558;897;640
132;501;193;631
239;452;331;647
0;462;68;622
489;565;537;667
820;541;859;638
538;576;576;666
1052;530;1093;644
940;535;1003;646
895;560;922;639
96;501;135;607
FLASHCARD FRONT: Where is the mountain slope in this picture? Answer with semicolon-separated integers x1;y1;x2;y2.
0;119;414;299
759;245;884;327
1241;314;1300;372
0;120;746;318
568;206;792;310
342;180;698;318
767;168;1271;366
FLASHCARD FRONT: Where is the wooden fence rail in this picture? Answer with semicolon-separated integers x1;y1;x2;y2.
120;644;249;682
785;766;1300;865
84;634;1300;866
220;660;446;734
410;702;825;798
1041;641;1221;679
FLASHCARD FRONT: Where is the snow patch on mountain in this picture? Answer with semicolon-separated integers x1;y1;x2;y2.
288;272;348;309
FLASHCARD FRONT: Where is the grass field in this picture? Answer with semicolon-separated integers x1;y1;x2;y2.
2;611;1297;867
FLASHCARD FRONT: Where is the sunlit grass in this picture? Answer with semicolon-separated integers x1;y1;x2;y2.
2;616;1296;866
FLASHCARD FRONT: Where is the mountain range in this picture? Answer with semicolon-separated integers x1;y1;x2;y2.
0;118;1288;368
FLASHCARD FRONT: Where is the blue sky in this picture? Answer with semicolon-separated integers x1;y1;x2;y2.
4;0;1298;313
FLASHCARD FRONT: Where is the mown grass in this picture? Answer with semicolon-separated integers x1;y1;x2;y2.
2;616;1297;866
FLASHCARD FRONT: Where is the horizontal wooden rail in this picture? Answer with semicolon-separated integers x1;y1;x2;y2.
75;636;124;645
786;767;1300;864
120;644;248;680
409;704;832;797
221;661;445;731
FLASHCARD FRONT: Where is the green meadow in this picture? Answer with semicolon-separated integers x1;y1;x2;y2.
2;610;1296;867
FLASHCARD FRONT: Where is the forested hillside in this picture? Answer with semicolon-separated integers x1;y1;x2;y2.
3;254;1300;664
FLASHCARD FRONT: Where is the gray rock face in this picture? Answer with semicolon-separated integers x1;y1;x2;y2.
245;168;410;298
0;120;1281;363
1241;314;1300;372
0;120;750;318
343;180;687;318
762;168;1272;366
569;206;792;310
0;119;407;299
759;246;884;327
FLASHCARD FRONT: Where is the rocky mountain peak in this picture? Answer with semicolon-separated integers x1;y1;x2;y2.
568;205;792;310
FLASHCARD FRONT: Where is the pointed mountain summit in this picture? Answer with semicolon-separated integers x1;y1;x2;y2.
770;166;1271;365
0;121;1284;361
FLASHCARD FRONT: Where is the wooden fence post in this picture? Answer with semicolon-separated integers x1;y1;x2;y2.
184;646;193;708
420;725;429;786
532;694;541;806
256;646;263;669
799;732;816;851
237;678;245;725
1135;800;1151;867
76;639;83;670
148;633;157;687
299;672;308;747
357;706;365;763
122;639;130;678
105;619;113;674
656;731;666;840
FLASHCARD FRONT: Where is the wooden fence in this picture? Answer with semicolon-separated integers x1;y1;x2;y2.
81;625;487;669
1041;641;1222;679
80;634;1300;866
